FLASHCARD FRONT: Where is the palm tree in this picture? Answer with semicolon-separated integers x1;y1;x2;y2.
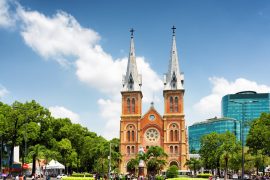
28;144;46;175
219;132;240;180
127;158;139;175
144;146;168;176
185;158;201;176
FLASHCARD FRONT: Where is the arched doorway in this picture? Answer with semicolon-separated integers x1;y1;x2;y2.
169;161;179;168
126;159;136;174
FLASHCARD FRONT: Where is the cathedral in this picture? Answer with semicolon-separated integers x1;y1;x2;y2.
119;27;188;173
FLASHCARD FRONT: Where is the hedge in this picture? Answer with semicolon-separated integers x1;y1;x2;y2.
196;173;212;178
167;178;208;180
71;173;93;177
155;175;165;180
62;177;94;180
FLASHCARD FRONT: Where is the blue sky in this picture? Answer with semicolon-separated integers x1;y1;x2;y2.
1;0;270;139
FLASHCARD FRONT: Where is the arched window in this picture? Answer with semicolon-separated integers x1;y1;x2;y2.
170;97;173;112
170;130;173;141
175;146;178;154
131;146;135;154
127;131;130;142
132;98;135;113
170;146;173;154
175;97;178;112
132;131;135;141
127;98;130;113
174;130;178;141
127;146;130;154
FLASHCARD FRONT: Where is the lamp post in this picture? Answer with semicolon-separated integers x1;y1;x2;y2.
23;124;27;180
229;100;258;180
108;142;112;180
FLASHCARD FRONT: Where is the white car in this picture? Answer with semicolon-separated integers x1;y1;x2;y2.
57;174;67;179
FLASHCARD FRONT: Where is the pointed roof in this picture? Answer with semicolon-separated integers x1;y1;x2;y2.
164;26;184;90
45;159;65;169
122;28;142;91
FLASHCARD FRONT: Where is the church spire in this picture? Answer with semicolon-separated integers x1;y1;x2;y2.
164;26;184;90
122;28;142;91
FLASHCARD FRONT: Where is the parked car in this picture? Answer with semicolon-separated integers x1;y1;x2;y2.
57;174;67;179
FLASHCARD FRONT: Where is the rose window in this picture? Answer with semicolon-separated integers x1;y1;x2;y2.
145;129;159;142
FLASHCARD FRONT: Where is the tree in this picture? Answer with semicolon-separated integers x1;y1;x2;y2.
0;102;12;170
166;165;178;178
199;132;223;176
57;138;73;174
219;132;240;180
185;158;202;176
144;146;168;176
247;113;270;156
127;158;139;175
0;99;121;174
200;132;240;178
28;144;46;175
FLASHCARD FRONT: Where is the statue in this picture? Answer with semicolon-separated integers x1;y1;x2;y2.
138;146;145;179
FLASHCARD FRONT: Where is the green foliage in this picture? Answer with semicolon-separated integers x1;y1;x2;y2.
155;175;165;180
247;113;270;156
196;173;212;178
71;173;93;177
167;178;207;180
185;158;201;175
166;165;178;178
199;131;241;177
199;132;223;170
144;146;168;176
127;158;138;173
0;100;120;174
62;177;94;180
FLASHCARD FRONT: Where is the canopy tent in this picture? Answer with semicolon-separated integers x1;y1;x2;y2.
45;160;65;170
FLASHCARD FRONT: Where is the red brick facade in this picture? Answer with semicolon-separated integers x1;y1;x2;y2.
119;89;188;173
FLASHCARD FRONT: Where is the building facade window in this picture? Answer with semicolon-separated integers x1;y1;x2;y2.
132;131;135;141
170;97;173;112
127;146;130;154
175;146;178;153
127;131;130;141
174;130;178;141
170;146;173;154
132;98;135;113
127;98;130;113
126;124;136;142
175;97;178;112
169;123;180;142
131;146;135;154
170;130;173;141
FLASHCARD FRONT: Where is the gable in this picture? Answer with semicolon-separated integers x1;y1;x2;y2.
140;107;164;131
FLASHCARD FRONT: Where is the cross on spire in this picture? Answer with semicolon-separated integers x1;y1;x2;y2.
130;28;135;37
172;25;176;35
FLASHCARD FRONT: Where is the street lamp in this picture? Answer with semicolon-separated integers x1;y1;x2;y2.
108;142;111;180
229;100;258;180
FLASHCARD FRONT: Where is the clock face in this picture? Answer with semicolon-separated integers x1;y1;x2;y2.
145;128;159;142
149;114;155;121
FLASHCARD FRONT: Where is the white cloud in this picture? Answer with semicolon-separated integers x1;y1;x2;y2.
193;77;270;122
98;99;121;139
18;8;100;65
0;0;15;28
0;85;9;98
49;106;80;124
16;6;163;139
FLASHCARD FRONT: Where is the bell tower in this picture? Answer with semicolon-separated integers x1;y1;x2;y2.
163;26;188;170
120;29;143;173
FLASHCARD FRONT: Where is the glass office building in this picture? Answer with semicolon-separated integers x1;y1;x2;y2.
188;117;240;153
222;91;270;144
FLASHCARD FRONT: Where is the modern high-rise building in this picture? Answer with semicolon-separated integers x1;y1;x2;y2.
222;91;270;144
188;117;239;153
